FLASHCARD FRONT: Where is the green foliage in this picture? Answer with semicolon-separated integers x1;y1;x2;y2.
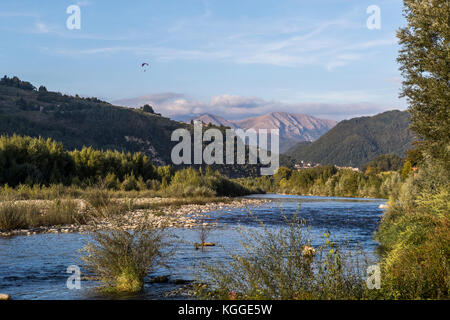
0;134;253;203
377;0;450;298
70;147;157;183
375;158;449;299
397;0;450;169
400;160;413;179
166;167;251;197
121;173;138;191
405;147;424;167
0;134;158;188
362;154;404;173
0;134;74;186
286;111;414;168
104;172;120;190
237;165;394;198
0;75;35;91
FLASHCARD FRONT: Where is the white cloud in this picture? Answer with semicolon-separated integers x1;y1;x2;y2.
48;12;398;71
112;92;401;121
34;22;50;34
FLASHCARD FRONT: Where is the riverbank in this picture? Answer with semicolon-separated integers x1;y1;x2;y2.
0;197;269;237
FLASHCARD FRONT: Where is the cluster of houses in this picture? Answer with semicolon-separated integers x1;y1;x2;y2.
293;161;360;172
293;161;319;169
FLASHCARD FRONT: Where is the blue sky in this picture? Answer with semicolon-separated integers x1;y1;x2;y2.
0;0;407;120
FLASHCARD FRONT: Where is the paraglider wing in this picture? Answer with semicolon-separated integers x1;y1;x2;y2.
141;62;150;72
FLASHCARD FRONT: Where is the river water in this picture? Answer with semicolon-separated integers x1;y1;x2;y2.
0;194;385;300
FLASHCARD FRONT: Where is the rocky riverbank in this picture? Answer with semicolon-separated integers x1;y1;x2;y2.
0;197;269;237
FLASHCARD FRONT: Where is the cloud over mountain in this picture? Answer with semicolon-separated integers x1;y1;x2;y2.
113;93;395;121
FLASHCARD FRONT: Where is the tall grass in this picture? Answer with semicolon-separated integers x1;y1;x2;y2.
0;200;81;231
0;181;246;202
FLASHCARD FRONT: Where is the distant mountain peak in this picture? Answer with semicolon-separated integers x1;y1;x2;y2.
195;113;240;129
192;112;336;152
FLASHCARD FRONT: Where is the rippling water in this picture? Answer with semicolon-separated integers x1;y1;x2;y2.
0;194;385;300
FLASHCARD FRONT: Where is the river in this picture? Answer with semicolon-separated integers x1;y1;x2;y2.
0;194;385;300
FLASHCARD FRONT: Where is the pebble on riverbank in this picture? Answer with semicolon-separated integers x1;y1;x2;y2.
0;198;269;237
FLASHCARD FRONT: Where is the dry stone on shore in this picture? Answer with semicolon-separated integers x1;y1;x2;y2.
0;198;268;237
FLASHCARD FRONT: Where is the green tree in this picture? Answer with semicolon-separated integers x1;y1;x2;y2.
401;160;413;179
141;104;155;114
397;0;450;168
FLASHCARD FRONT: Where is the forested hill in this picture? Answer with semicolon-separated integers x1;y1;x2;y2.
285;110;415;168
0;76;186;165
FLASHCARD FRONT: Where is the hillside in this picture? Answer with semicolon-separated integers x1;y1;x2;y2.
0;76;186;165
0;76;266;177
195;112;336;152
285;110;414;167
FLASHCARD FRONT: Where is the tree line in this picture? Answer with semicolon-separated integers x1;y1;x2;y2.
0;134;249;197
236;164;406;199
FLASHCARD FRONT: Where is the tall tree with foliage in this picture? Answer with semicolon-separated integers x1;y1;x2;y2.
372;0;450;299
397;0;450;168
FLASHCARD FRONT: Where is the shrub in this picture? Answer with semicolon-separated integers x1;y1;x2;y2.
121;173;138;191
79;217;169;293
146;179;161;191
104;173;119;190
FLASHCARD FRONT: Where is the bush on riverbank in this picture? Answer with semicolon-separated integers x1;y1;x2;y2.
375;158;449;299
79;215;170;293
166;167;252;198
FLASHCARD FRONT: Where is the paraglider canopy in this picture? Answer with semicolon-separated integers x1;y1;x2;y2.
141;62;150;72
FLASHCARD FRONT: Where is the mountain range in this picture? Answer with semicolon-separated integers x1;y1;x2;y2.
0;76;414;173
194;112;336;152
